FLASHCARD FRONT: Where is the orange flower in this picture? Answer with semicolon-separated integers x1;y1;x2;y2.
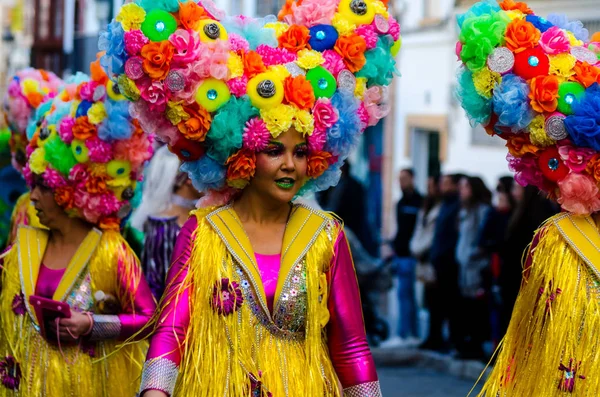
335;34;367;73
27;92;44;108
178;1;209;31
177;105;212;142
54;186;74;210
307;151;332;178
91;57;109;85
85;176;108;194
278;25;311;52
141;41;175;81
499;0;533;14
226;149;256;187
573;62;600;88
284;75;315;110
587;154;600;182
529;75;559;113
505;20;540;54
506;135;540;157
99;216;120;231
242;51;267;78
72;116;98;140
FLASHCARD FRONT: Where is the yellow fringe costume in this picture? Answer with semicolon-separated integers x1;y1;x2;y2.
479;213;600;396
7;192;44;245
139;204;380;397
0;225;149;396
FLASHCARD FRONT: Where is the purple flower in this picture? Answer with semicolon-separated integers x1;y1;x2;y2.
250;372;272;397
11;293;26;316
211;278;244;315
0;356;21;390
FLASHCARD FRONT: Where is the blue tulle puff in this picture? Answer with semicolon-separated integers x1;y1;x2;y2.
64;72;90;86
492;74;534;132
325;92;362;158
26;99;54;140
181;155;227;192
455;67;492;126
98;100;134;141
221;15;278;50
547;13;589;42
98;21;127;75
456;0;501;28
565;83;600;151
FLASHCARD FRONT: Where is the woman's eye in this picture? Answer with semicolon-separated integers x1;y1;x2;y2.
295;147;308;158
264;146;283;157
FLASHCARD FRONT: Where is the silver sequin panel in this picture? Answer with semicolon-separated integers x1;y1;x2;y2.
139;357;179;396
90;314;122;340
344;381;383;397
65;273;94;313
273;259;308;333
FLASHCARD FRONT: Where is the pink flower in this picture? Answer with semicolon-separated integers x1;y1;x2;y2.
114;132;152;170
182;46;213;81
307;127;327;152
7;80;21;97
312;98;339;131
243;118;270;151
558;144;595;173
357;103;369;130
256;45;297;67
86;137;113;163
228;33;250;52
124;30;149;56
78;81;98;102
11;293;26;316
69;164;89;184
138;78;171;112
169;29;201;67
557;173;600;214
197;188;237;208
322;50;346;77
227;76;248;97
23;164;33;186
8;96;29;133
364;86;391;127
507;153;544;188
26;144;35;158
539;27;570;55
283;0;337;28
130;101;180;144
97;194;122;216
58;117;75;144
211;278;244;315
355;24;378;49
388;16;401;41
207;41;230;80
43;168;67;189
73;189;91;209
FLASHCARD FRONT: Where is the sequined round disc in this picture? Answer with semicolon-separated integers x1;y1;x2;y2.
337;70;356;93
93;85;107;102
487;47;514;75
571;46;598;65
166;70;185;92
374;14;390;34
125;57;144;80
118;203;132;219
285;62;305;77
545;114;568;140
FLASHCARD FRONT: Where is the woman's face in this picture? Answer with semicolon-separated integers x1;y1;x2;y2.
459;178;472;203
427;177;438;197
30;176;65;228
512;184;525;203
246;128;308;204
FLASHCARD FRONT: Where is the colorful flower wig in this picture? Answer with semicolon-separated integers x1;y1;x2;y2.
456;0;600;215
3;68;63;172
103;0;400;197
23;61;154;230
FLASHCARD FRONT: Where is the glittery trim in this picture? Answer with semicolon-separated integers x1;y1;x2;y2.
89;315;121;340
487;47;514;75
139;358;179;396
344;381;382;397
571;46;598;65
545;114;568;140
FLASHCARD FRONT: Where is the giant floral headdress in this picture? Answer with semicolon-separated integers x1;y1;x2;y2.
101;0;400;198
456;0;600;214
24;60;154;230
3;68;63;173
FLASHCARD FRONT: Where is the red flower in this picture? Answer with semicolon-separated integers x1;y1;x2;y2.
211;278;244;315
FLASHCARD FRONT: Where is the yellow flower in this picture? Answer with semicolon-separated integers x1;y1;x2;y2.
355;77;368;99
21;78;40;96
504;10;525;20
264;22;290;38
368;0;389;18
107;177;131;188
473;67;502;99
70;100;81;117
528;115;554;147
261;104;295;138
227;52;244;79
549;53;576;82
294;109;315;136
29;148;48;174
566;31;583;47
332;13;356;36
117;75;140;101
296;49;325;70
268;65;291;81
165;101;190;125
115;3;146;32
88;163;108;178
87;102;107;125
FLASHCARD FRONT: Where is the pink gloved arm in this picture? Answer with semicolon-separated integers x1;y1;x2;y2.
139;216;196;396
327;229;381;397
90;241;157;341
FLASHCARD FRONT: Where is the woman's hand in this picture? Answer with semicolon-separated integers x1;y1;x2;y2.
55;311;92;341
142;391;169;397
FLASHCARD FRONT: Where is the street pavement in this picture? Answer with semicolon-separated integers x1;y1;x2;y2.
378;366;483;397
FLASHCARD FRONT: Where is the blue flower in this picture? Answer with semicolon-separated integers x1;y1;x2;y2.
565;83;600;151
98;21;127;75
325;92;362;158
98;100;133;141
181;156;226;192
492;74;534;132
547;13;589;42
525;15;554;33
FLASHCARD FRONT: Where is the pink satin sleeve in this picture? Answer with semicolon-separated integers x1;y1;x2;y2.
146;216;196;364
327;229;379;389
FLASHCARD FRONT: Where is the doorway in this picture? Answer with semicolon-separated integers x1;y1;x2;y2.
411;128;441;193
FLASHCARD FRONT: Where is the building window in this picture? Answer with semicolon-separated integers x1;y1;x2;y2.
471;125;505;147
256;0;281;17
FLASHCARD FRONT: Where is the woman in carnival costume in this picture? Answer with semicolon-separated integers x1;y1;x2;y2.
0;60;156;396
130;145;202;299
103;0;400;395
455;0;600;395
3;68;63;243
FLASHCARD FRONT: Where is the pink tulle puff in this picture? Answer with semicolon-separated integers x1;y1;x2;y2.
355;24;378;50
113;132;152;169
129;101;180;145
227;76;249;98
539;26;570;55
256;45;297;67
357;103;370;130
282;0;337;28
95;193;122;216
59;117;75;144
43;168;68;189
242;118;270;151
322;50;346;77
197;188;238;208
124;30;149;56
86;137;114;163
557;173;600;215
8;95;30;133
207;40;231;80
228;33;250;53
307;127;327;152
79;81;99;102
